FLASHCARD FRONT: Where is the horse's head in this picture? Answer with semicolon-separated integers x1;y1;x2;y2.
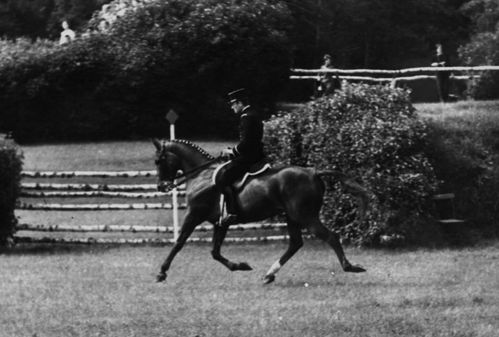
153;139;182;192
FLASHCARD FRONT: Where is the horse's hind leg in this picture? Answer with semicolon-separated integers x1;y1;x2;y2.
211;222;252;271
156;211;200;282
308;218;366;273
263;220;304;284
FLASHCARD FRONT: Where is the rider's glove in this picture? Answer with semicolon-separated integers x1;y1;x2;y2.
221;147;234;160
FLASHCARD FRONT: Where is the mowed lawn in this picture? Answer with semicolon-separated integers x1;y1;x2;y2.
1;241;499;337
8;114;499;336
20;139;233;171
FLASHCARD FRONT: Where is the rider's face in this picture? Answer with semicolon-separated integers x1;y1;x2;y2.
230;100;243;114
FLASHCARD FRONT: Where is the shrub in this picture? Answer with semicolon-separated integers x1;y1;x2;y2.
458;1;499;99
0;138;23;247
0;0;292;142
264;83;438;246
458;31;499;100
0;36;122;142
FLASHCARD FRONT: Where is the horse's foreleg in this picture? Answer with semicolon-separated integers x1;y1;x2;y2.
156;212;200;282
263;221;304;284
309;219;366;273
210;222;252;271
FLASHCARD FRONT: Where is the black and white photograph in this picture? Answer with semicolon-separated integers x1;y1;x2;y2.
1;0;498;336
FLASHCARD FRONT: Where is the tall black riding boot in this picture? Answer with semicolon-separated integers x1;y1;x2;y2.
220;186;238;226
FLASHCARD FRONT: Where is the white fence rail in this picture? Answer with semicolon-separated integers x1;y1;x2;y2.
290;65;499;85
291;65;499;75
22;182;163;191
22;170;157;178
20;190;180;198
16;169;287;244
17;222;287;233
18;202;185;211
16;234;302;245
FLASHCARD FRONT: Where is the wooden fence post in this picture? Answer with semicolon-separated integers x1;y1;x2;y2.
166;109;180;241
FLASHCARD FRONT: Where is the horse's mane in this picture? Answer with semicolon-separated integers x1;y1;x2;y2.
168;139;216;160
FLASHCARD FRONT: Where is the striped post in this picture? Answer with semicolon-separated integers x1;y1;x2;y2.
166;109;180;241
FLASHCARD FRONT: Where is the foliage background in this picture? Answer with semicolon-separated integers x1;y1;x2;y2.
0;0;292;142
0;0;471;68
421;101;499;241
264;83;438;246
0;0;487;136
1;0;498;142
459;0;499;99
0;139;23;246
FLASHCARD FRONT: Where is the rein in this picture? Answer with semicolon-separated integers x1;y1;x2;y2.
163;156;222;191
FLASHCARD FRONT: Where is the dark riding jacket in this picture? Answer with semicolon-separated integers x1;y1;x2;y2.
232;106;265;163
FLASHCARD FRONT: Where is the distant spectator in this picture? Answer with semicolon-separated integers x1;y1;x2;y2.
431;43;451;102
316;54;341;97
59;20;76;45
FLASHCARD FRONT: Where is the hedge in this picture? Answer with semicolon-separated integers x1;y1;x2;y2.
0;0;292;143
0;138;23;247
264;83;439;246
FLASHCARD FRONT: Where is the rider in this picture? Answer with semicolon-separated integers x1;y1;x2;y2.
216;88;266;225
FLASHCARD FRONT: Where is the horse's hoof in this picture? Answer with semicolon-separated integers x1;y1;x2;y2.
237;262;253;271
156;273;167;282
344;264;366;273
262;274;275;284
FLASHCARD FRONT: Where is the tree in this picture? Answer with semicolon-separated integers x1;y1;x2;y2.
0;0;53;39
0;0;293;141
284;0;469;68
102;0;293;136
458;0;499;98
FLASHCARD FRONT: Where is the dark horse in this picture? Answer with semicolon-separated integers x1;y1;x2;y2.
153;139;368;284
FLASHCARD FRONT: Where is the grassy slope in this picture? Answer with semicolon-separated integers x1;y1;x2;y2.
1;242;499;337
416;100;499;130
416;100;499;237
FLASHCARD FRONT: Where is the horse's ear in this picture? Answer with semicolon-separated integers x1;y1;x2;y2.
152;138;162;151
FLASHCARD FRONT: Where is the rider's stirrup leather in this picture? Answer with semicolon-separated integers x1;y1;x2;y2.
218;193;237;226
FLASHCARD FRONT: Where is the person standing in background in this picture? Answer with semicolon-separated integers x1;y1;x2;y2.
59;20;76;45
316;54;341;97
431;43;451;102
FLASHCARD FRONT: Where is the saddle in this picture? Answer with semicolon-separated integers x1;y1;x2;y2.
213;161;271;191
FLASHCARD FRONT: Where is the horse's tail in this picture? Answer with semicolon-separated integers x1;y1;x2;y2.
316;170;369;221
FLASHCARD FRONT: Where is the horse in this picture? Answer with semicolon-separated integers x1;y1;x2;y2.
152;138;368;284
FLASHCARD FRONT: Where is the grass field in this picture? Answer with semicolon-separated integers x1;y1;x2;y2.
5;103;499;336
2;241;499;337
21;139;233;171
415;100;499;123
